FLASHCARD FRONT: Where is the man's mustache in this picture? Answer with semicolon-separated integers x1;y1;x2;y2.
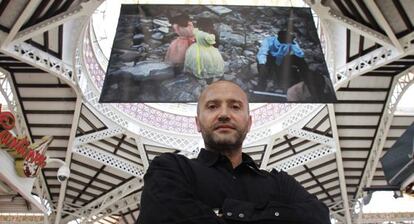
213;122;236;130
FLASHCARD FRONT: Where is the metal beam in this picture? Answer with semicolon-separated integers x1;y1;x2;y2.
307;0;393;48
73;144;145;177
359;212;414;223
11;0;103;44
0;68;29;137
354;66;414;202
74;127;126;146
267;144;335;172
287;128;334;146
61;178;143;223
259;135;278;169
305;0;414;89
327;104;352;224
54;96;83;224
334;33;414;90
0;0;41;47
327;9;394;48
134;137;149;171
257;105;326;169
2;42;78;90
364;0;404;51
86;191;143;224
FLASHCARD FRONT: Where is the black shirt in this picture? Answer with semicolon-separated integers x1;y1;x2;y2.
137;149;330;224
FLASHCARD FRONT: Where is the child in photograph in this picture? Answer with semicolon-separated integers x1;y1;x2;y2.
256;30;305;91
184;19;224;83
196;17;220;48
165;14;195;65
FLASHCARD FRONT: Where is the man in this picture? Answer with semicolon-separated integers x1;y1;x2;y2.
137;81;331;224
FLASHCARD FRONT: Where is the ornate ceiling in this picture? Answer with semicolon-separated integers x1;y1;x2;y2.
0;0;413;223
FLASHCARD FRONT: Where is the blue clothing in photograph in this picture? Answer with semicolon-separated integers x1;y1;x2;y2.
257;36;304;66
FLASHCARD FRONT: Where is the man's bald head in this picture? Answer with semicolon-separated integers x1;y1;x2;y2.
196;80;250;116
195;80;252;154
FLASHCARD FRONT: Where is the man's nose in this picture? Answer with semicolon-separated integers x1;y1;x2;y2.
218;107;230;122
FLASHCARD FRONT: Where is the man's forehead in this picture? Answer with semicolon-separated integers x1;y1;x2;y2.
199;81;248;103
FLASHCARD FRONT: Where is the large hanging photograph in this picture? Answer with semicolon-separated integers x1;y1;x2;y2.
99;4;337;103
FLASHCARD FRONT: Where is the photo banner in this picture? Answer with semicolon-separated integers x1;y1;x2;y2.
99;4;337;103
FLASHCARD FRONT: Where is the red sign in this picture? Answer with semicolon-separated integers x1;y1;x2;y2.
0;106;52;177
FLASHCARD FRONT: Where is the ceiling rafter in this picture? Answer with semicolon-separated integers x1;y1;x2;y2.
392;0;413;35
354;65;414;201
328;104;352;224
12;0;102;44
284;136;336;203
0;0;413;223
364;0;403;51
54;96;82;224
310;0;393;48
0;0;11;18
134;137;149;170
0;0;41;47
23;0;52;29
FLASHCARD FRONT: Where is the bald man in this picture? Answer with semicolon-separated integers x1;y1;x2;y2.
137;81;330;224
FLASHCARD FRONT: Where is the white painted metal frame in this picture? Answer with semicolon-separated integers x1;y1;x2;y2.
34;174;53;224
287;128;334;146
259;135;278;170
134;137;150;170
3;42;78;90
267;145;335;172
72;145;145;177
358;212;414;223
0;0;41;47
306;0;393;48
88;191;142;224
355;66;414;201
258;105;328;170
11;0;103;44
74;127;126;146
0;69;53;219
0;69;29;137
54;96;83;224
61;178;143;223
306;0;414;90
328;104;352;224
363;0;404;51
1;0;413;222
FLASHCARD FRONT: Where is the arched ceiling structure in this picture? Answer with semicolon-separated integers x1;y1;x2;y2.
0;0;413;223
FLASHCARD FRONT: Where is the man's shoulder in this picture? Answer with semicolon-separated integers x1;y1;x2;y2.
152;152;190;164
268;169;297;182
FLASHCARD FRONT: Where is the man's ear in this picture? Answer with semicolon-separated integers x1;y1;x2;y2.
247;115;252;132
195;117;201;132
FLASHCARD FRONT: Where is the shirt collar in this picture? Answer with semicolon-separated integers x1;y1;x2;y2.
197;148;263;175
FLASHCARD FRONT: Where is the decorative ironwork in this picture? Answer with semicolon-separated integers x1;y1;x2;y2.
138;128;200;153
86;192;142;224
73;145;145;177
268;145;335;172
281;104;321;129
60;179;143;223
244;128;272;145
358;212;414;223
0;70;30;136
355;67;414;201
9;43;76;87
287;128;334;146
74;127;125;146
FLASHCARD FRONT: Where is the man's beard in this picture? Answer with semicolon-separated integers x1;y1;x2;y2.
200;123;248;154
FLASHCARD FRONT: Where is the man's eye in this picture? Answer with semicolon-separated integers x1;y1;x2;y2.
232;104;241;110
207;104;217;110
